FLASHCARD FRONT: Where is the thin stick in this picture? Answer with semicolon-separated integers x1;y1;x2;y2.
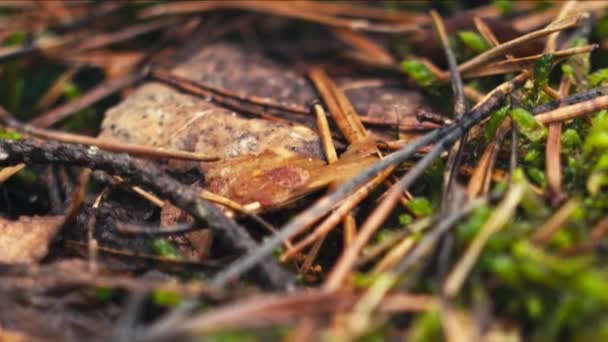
372;218;432;274
36;66;81;111
213;74;527;287
466;141;497;198
314;104;338;163
324;130;453;290
430;10;467;208
0;138;292;289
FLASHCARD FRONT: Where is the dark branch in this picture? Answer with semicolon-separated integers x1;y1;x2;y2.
0;138;292;289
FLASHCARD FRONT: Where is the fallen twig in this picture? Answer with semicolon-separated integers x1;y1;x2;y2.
0;138;293;289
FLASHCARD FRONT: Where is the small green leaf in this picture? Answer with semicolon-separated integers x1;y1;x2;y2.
152;290;182;307
4;30;26;46
584;111;608;154
524;149;542;165
484;106;510;141
510;108;547;142
353;273;379;289
94;287;114;301
492;0;514;14
406;197;433;217
561;129;582;150
589;68;608;86
151;238;180;259
401;60;437;89
487;255;519;285
527;167;547;187
399;213;413;226
456;205;492;244
561;64;576;83
458;31;490;54
0;129;22;140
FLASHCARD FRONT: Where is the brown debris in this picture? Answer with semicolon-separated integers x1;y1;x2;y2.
0;215;64;263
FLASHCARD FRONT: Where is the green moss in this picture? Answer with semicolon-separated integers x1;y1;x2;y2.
407;197;433;218
533;54;554;89
458;31;490;54
150;238;180;259
510;108;547;142
456;205;492;244
401;60;438;89
562;129;582;151
152;290;182;307
524;149;542;165
94;287;115;301
399;213;413;226
484;105;510;141
589;68;608;86
492;0;514;14
0;129;22;140
527;167;546;188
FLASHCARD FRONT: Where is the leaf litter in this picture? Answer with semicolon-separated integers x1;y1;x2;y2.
1;1;608;341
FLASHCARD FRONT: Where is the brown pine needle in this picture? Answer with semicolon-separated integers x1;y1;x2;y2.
372;218;432;274
531;198;580;245
473;17;499;47
281;167;394;262
458;13;588;75
546;77;571;203
140;1;420;34
444;182;526;298
545;1;579;53
462;44;597;78
35;66;81;111
466;141;497;198
332;27;394;66
0;164;25;183
0;107;217;161
309;67;364;143
314;104;338;163
29;71;147;128
299;103;340;275
535;94;608;124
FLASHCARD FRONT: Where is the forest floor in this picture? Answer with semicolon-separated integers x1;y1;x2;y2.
1;1;608;341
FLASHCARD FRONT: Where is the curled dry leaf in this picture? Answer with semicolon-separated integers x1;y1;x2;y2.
0;215;64;263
